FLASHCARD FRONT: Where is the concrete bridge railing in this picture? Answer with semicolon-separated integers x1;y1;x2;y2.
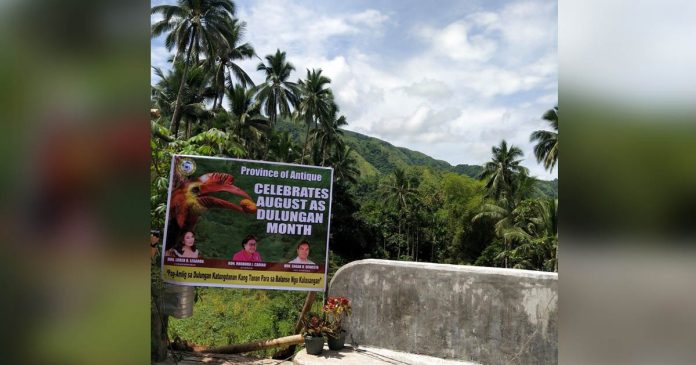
328;259;558;365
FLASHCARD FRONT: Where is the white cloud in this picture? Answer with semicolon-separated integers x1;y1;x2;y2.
400;1;556;100
536;93;558;105
493;1;556;50
401;79;453;101
239;0;389;64
468;11;500;28
419;20;497;62
349;9;389;28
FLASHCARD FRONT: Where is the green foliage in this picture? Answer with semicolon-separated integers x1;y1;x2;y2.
451;164;483;178
350;150;379;177
342;130;450;175
341;129;556;198
300;312;331;337
531;106;559;172
255;49;299;130
438;173;491;264
480;140;529;201
535;178;558;199
167;287;314;354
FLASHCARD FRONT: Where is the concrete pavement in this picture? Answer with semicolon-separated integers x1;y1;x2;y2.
293;345;481;365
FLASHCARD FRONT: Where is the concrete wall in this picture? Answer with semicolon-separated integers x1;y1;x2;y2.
328;259;557;365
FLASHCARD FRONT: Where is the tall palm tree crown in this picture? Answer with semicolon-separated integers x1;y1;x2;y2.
210;18;255;109
255;49;299;129
151;0;237;137
297;68;333;163
152;61;214;139
385;169;417;212
226;84;268;158
314;104;347;166
480;140;529;201
330;143;359;185
382;168;419;259
530;105;558;172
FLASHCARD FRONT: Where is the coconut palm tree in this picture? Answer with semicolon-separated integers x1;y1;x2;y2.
210;18;255;110
383;169;418;259
152;61;215;139
531;105;559;172
255;50;298;127
479;140;529;201
151;0;236;137
297;69;333;163
385;169;416;211
474;195;557;270
527;198;558;271
226;84;269;159
313;104;346;166
472;194;518;268
330;144;360;185
255;49;299;157
505;198;558;271
268;131;300;163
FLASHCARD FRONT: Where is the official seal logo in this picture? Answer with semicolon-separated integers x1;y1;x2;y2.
177;158;196;176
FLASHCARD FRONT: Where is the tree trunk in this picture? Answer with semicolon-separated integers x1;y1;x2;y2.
320;140;327;166
262;108;275;161
170;31;196;138
406;223;410;259
202;335;304;354
409;225;413;259
151;305;169;361
153;129;174;143
397;221;401;259
430;217;435;262
504;240;509;268
212;93;219;111
272;291;316;359
430;235;435;262
302;118;311;165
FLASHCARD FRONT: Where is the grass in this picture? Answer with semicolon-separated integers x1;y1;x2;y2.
166;287;325;357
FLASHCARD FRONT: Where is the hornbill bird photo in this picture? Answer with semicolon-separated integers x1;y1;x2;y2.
165;171;257;253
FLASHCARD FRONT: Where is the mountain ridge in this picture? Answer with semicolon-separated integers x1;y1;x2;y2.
341;129;557;198
276;120;557;198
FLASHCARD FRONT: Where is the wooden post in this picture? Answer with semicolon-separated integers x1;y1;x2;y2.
295;291;317;333
271;291;317;359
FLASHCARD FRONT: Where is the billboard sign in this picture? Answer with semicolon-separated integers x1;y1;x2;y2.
161;155;333;291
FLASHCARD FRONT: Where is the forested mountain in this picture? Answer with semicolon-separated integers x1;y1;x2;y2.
340;128;558;198
275;120;558;198
341;129;451;174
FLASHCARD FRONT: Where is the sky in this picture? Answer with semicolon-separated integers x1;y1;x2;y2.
152;0;558;180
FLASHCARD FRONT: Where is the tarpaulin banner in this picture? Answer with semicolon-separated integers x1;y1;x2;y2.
161;155;333;291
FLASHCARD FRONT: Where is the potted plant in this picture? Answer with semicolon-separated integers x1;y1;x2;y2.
323;296;352;350
300;313;330;355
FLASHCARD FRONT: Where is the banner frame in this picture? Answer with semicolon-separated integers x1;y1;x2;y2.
160;154;334;292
